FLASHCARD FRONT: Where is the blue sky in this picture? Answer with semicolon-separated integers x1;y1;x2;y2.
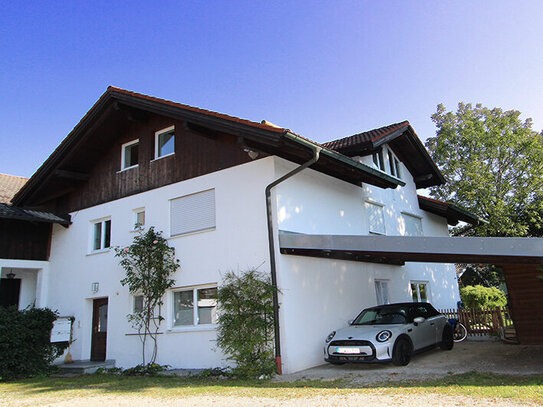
2;1;543;178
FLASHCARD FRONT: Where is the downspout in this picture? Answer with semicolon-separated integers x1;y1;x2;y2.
265;143;322;375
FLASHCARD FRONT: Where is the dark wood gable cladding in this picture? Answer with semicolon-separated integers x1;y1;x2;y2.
0;219;51;260
42;110;258;215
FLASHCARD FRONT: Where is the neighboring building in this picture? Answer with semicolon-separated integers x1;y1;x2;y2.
5;87;474;373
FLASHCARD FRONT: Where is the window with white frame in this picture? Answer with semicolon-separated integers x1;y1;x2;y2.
121;139;139;170
401;213;423;236
388;150;401;179
410;281;429;302
133;295;144;313
172;286;218;327
170;189;215;236
155;126;175;158
133;208;145;230
375;280;390;305
91;218;111;251
366;201;386;235
372;150;385;171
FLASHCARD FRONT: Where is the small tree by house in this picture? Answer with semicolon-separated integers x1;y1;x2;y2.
460;285;507;310
115;227;179;366
216;269;277;378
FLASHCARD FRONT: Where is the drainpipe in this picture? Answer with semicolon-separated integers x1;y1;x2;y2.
265;143;321;375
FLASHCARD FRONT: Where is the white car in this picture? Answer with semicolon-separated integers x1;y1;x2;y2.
324;302;454;366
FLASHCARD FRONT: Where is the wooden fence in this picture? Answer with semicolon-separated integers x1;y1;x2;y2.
439;307;514;337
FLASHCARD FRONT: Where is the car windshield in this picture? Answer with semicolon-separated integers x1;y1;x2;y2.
352;305;408;325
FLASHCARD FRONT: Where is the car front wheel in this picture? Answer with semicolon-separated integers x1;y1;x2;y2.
392;337;411;366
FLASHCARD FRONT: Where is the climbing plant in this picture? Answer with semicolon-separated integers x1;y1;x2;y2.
115;227;179;366
216;269;277;378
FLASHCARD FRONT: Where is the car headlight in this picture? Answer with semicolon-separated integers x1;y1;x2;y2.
376;330;392;342
325;331;336;343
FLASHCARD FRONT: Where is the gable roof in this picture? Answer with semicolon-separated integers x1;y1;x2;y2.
323;122;445;189
0;173;28;204
418;195;481;226
13;87;403;209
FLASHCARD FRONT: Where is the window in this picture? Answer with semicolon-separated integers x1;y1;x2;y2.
411;282;429;302
92;219;111;251
133;208;145;230
372;150;385;171
366;201;386;235
173;286;218;327
401;213;423;236
375;280;390;305
155;126;175;158
389;152;401;179
170;189;215;236
121;139;139;170
133;295;144;313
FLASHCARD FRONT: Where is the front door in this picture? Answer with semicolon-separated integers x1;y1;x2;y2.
0;278;21;308
91;298;108;361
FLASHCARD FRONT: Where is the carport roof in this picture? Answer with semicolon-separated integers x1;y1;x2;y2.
279;232;543;266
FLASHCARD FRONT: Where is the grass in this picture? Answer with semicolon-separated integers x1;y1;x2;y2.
1;372;542;404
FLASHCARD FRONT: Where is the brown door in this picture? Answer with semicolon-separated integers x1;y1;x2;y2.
0;278;21;308
91;298;108;361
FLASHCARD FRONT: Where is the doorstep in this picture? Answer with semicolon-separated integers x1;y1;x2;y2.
55;359;116;375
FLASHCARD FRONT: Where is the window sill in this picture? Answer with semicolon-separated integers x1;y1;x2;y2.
166;324;217;334
86;248;111;256
151;153;175;162
168;227;215;240
117;165;139;173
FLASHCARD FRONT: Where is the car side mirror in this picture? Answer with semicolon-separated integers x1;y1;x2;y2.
413;317;425;326
347;319;353;325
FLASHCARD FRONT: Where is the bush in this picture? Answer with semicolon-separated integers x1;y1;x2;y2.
460;285;507;310
216;269;277;378
0;307;68;380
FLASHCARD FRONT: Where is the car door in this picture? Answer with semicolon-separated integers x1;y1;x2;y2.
410;304;435;349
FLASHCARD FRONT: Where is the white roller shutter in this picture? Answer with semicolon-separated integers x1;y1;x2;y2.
170;189;216;236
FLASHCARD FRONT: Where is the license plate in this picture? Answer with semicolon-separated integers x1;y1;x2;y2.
336;347;361;354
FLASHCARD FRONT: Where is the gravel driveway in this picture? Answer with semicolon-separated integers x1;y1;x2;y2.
275;339;543;384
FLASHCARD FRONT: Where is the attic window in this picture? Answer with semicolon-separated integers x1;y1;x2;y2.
372;151;385;171
121;140;139;170
388;150;401;179
155;126;175;159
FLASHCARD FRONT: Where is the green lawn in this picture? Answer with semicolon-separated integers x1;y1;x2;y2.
1;372;542;404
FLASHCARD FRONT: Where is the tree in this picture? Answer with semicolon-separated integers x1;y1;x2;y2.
216;269;277;378
427;103;543;238
427;103;543;287
460;285;507;310
115;227;179;366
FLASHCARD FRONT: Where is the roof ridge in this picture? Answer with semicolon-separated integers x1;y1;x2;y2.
323;120;410;147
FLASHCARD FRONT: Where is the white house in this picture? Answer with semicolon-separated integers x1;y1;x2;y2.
3;87;478;374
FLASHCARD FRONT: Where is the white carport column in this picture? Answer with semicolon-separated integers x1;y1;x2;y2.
35;262;50;308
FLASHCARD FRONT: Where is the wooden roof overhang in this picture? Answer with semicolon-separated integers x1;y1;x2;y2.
279;232;543;266
13;88;402;209
417;195;481;226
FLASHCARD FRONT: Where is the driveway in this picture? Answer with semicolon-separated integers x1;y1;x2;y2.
275;339;543;384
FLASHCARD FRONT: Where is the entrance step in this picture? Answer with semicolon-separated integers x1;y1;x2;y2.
56;359;116;375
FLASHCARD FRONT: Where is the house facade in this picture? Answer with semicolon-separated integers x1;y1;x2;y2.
5;87;471;374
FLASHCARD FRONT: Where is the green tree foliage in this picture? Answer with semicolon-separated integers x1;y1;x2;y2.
216;269;277;378
115;227;179;366
460;285;507;310
427;103;543;238
0;307;68;380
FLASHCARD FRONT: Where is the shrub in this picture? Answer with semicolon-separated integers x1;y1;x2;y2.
460;285;507;310
0;307;68;380
216;269;277;378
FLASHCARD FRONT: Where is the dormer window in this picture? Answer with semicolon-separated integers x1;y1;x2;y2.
121;140;139;170
372;151;385;171
155;126;175;159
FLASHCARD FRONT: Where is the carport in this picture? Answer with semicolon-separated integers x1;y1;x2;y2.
279;232;543;345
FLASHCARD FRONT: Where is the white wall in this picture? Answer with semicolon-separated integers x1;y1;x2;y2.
47;157;276;368
272;153;459;373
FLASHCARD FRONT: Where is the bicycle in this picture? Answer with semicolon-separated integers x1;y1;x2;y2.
448;318;468;342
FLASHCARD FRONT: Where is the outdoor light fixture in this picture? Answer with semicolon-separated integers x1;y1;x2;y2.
243;147;259;160
6;269;15;279
91;282;99;293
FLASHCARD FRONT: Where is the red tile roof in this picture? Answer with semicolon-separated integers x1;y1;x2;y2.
107;86;287;134
322;121;409;151
0;173;28;204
